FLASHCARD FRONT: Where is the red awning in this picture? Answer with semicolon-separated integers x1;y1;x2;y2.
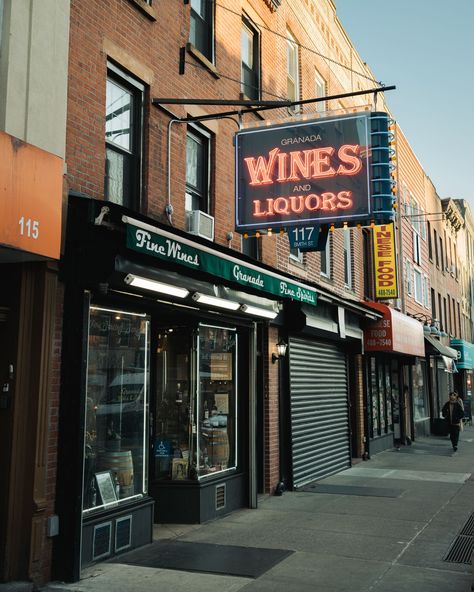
363;302;425;357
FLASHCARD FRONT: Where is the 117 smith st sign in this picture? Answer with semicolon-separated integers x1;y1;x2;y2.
235;112;393;232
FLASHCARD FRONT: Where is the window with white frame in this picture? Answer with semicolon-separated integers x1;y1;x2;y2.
343;230;352;288
314;68;326;113
423;275;430;309
190;0;214;63
414;268;423;304
289;246;303;264
185;125;211;213
320;233;331;277
241;17;260;100
405;259;413;296
286;31;299;113
105;64;144;209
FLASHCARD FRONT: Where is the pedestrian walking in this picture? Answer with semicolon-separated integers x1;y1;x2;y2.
442;391;464;452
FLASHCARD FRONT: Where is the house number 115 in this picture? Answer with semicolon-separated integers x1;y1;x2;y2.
19;217;40;239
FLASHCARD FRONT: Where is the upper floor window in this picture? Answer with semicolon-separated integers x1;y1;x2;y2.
185;125;211;213
190;0;214;63
241;17;260;100
242;235;261;261
320;233;331;277
314;68;327;113
286;31;300;113
427;221;433;260
413;268;423;305
105;64;144;209
343;230;352;288
433;229;439;267
289;246;303;264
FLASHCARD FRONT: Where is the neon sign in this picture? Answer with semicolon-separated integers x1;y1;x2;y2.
235;112;395;233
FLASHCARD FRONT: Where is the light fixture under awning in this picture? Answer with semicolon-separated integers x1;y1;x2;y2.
192;292;240;310
124;274;189;298
241;304;278;319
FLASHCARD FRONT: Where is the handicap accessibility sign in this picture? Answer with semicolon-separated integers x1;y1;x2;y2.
154;439;171;457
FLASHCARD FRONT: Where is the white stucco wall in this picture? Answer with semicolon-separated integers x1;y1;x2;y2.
0;0;70;158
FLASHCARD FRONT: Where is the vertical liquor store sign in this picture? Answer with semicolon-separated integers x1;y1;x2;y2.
373;223;398;299
235;111;395;233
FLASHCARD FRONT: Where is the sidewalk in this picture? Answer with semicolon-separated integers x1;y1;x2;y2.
44;428;474;592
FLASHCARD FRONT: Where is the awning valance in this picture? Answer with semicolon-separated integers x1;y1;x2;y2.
363;302;425;357
425;334;458;359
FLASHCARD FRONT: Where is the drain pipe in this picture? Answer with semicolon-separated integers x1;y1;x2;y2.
166;118;181;225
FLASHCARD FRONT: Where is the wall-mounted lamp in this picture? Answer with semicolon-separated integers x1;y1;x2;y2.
272;338;288;363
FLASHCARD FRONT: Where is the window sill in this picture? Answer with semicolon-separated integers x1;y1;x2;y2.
126;0;157;20
186;43;220;79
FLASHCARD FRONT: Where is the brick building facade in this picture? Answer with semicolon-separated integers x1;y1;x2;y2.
1;0;474;586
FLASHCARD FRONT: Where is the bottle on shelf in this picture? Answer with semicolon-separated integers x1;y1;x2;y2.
204;399;209;419
90;478;97;507
176;382;183;404
113;471;120;499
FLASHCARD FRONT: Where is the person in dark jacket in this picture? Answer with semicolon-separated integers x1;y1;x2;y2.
442;391;465;451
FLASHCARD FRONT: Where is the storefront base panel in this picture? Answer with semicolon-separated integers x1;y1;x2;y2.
432;418;449;436
152;473;246;524
415;418;430;438
81;498;154;568
370;433;394;456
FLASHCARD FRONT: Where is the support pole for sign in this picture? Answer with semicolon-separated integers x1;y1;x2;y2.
152;85;396;123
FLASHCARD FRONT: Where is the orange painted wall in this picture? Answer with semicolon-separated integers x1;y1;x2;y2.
0;131;63;259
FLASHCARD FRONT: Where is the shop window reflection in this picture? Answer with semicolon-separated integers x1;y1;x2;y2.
83;307;150;512
153;324;237;481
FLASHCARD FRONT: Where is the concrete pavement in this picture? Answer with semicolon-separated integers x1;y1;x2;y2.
40;426;474;592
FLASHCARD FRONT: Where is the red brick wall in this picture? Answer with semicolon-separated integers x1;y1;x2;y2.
265;325;280;493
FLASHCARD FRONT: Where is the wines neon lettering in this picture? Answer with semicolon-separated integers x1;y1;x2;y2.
244;144;363;186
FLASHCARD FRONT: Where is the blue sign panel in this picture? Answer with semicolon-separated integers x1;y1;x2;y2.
287;225;329;252
450;339;474;369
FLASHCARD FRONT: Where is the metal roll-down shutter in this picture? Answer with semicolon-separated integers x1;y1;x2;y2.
289;337;350;487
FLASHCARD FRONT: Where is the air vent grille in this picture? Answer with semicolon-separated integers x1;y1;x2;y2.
93;522;112;560
216;484;226;510
115;515;132;552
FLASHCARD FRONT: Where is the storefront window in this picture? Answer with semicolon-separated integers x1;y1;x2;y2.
153;326;192;480
369;356;395;439
83;307;150;512
385;361;392;430
378;364;386;432
412;359;428;421
196;325;237;478
153;323;237;481
370;357;378;437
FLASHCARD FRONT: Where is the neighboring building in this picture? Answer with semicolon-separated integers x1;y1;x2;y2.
451;198;474;418
0;0;70;586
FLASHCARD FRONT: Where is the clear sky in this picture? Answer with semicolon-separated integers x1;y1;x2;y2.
335;0;474;209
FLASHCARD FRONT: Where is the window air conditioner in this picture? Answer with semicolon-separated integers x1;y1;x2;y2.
186;209;215;241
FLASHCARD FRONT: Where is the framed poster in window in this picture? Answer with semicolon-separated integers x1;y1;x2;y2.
95;471;118;506
210;353;232;381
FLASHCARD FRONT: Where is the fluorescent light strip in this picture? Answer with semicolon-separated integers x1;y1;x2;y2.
124;274;189;298
241;304;278;319
192;292;240;310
